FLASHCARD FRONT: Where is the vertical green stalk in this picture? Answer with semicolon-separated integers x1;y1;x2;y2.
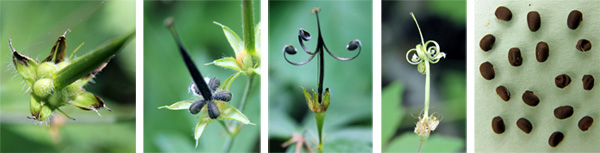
315;112;326;153
242;0;255;54
424;61;430;116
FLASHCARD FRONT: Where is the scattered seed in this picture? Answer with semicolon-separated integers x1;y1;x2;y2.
496;86;510;101
576;39;592;52
495;6;512;21
578;116;593;131
527;11;541;32
554;106;574;119
555;74;571;88
583;75;594;90
516;118;533;134
548;131;564;147
567;10;583;30
492;116;505;134
508;48;522;66
536;41;549;62
522;90;539;106
479;34;496;51
479;62;495;80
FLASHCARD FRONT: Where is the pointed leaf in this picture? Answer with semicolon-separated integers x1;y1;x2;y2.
221;105;251;125
194;115;214;148
252;67;261;75
158;100;193;110
220;72;241;91
301;87;314;110
206;57;242;72
214;21;243;54
44;33;68;63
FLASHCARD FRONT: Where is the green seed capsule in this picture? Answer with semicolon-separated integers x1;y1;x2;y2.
57;61;70;70
213;91;232;102
38;104;53;121
33;78;55;98
207;101;220;119
37;62;58;79
29;95;42;117
189;100;207;115
70;91;111;113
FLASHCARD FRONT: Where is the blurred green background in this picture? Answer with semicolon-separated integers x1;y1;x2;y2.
381;0;465;152
268;1;373;152
0;0;136;152
143;1;261;152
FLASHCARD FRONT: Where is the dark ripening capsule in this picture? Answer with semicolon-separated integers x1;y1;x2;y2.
536;41;549;62
583;75;594;90
548;131;564;147
189;100;207;115
346;40;361;51
298;28;311;41
555;74;571;88
284;45;297;55
576;39;592;52
496;86;510;101
567;10;583;30
554;106;574;119
479;34;495;51
522;90;539;106
517;118;533;134
578;116;594;131
527;11;541;32
479;62;495;80
207;101;220;119
213;91;232;102
492;116;505;134
508;48;522;66
495;6;512;21
208;77;220;92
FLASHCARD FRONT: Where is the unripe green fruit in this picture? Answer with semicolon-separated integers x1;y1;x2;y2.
29;95;41;117
33;78;55;98
37;62;58;78
57;61;70;70
38;105;53;121
48;89;67;107
65;82;82;98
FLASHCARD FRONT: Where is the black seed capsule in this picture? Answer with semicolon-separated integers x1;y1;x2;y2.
284;45;297;55
189;100;206;115
207;101;220;119
298;29;311;41
209;77;220;92
346;40;361;51
214;91;232;102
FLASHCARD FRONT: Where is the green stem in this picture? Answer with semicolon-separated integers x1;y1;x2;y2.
424;60;430;117
315;112;326;153
239;74;254;112
242;0;255;54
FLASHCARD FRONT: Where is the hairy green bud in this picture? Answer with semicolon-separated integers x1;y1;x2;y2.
37;62;58;79
33;78;55;98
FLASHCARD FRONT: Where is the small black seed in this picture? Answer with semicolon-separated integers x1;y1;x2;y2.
496;86;510;101
548;131;564;147
527;11;541;32
284;45;297;55
522;91;539;106
555;74;571;88
508;48;522;66
536;41;549;62
554;106;574;119
576;39;592;52
583;75;594;90
495;6;512;21
207;101;220;119
492;116;505;134
479;62;495;80
479;34;495;51
578;116;593;131
213;91;232;102
516;118;533;134
567;10;583;30
189;100;206;115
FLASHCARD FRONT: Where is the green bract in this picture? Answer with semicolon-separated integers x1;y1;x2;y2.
10;30;134;122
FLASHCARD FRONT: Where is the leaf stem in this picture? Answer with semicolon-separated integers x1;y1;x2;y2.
242;0;255;54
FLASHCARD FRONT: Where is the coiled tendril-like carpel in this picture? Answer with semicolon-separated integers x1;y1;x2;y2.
405;12;445;74
282;8;362;103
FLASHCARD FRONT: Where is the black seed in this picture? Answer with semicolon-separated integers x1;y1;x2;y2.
576;39;592;52
189;100;206;115
527;11;541;32
479;34;495;51
536;41;549;62
284;45;297;55
496;86;510;101
207;101;220;119
479;62;495;80
554;106;573;119
298;28;311;41
583;75;594;90
492;116;505;134
578;116;593;131
567;10;583;30
495;6;512;21
508;48;522;66
555;74;571;88
516;118;533;134
346;40;361;51
213;91;232;102
522;91;539;106
208;77;220;92
548;131;564;147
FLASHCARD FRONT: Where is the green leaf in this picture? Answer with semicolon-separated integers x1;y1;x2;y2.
220;105;251;125
301;87;314;110
206;57;241;72
54;30;135;89
252;67;261;75
158;100;192;110
214;21;243;54
220;72;241;91
382;81;405;146
254;21;261;52
385;133;464;153
194;116;213;148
